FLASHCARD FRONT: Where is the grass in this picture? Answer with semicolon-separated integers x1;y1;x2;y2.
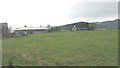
2;29;118;66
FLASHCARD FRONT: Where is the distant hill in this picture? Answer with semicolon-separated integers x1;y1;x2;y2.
92;19;120;30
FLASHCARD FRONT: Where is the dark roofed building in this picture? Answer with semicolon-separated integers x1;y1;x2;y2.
50;22;94;32
0;23;9;38
59;24;73;32
73;22;89;30
57;22;94;32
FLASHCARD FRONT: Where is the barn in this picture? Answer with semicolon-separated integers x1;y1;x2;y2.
14;27;48;36
51;22;94;32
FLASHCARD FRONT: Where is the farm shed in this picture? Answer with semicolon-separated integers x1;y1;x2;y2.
14;27;48;35
56;22;94;32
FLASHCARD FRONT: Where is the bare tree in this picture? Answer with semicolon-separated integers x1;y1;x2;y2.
24;25;27;27
40;25;42;27
8;26;12;31
8;26;14;33
47;25;50;28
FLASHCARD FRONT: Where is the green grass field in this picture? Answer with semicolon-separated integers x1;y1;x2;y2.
2;29;118;66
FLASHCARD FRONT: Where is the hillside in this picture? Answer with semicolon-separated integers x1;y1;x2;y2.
92;19;120;30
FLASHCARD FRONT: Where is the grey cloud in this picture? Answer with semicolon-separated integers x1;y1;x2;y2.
69;2;118;18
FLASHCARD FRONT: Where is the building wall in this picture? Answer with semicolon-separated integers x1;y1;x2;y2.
0;23;9;38
59;24;73;32
15;29;48;36
74;22;90;30
75;22;89;27
50;27;60;32
88;23;95;30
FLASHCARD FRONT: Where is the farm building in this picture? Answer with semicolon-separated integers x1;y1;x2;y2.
14;27;49;36
51;22;94;32
50;26;60;32
0;23;9;38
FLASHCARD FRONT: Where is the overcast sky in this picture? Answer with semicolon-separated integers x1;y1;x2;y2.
0;0;119;28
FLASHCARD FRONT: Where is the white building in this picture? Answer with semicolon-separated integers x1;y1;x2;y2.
14;27;49;35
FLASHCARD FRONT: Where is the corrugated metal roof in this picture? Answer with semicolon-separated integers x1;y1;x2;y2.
15;27;48;30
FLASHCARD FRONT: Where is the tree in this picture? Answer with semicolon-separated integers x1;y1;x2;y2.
47;25;51;32
47;25;50;28
24;25;27;27
40;25;42;27
8;26;13;33
8;26;12;31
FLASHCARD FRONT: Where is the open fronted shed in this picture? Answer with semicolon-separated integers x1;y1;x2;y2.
14;27;48;35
